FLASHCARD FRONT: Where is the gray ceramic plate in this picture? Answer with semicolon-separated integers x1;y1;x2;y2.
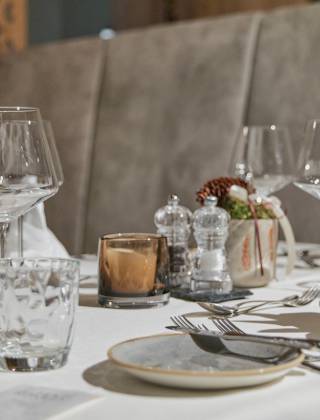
108;333;303;390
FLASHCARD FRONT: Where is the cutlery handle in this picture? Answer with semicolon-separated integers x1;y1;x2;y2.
167;325;316;350
234;301;290;315
200;296;298;315
302;360;320;371
300;255;320;268
223;334;315;350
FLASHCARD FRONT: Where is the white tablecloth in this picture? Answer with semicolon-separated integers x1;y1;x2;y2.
2;255;320;419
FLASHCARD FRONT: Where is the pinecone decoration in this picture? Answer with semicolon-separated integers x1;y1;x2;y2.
196;177;255;206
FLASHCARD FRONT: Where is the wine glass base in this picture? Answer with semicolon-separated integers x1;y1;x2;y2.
190;278;232;294
98;292;170;309
0;349;69;372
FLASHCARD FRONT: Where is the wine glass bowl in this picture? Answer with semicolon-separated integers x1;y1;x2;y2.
230;125;295;196
43;120;64;187
0;121;57;223
0;106;42;122
0;107;58;257
15;120;64;258
294;120;320;200
293;119;320;286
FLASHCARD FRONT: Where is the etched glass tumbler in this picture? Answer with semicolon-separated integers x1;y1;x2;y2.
0;258;79;372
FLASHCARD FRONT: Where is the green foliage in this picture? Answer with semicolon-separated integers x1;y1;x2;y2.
221;197;276;220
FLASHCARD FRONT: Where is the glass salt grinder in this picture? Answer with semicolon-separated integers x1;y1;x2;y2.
154;194;192;287
191;195;232;293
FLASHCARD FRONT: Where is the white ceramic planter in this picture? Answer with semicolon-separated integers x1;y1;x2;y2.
226;219;278;288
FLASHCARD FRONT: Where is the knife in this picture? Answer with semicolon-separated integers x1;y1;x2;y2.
166;325;317;350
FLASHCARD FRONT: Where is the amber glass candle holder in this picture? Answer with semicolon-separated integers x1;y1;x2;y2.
98;233;170;308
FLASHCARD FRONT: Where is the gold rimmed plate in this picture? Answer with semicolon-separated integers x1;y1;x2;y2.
107;333;303;390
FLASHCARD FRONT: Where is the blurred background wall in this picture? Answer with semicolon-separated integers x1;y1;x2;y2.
0;0;26;54
0;0;314;55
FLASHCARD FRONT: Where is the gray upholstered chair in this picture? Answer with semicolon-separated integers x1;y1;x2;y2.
0;3;320;253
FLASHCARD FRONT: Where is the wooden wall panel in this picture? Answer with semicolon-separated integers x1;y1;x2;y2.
109;0;165;30
110;0;311;30
172;0;311;20
0;0;27;55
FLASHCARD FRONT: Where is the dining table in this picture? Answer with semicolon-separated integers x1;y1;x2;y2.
2;247;320;420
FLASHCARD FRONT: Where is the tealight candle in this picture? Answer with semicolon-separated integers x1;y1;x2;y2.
98;233;170;309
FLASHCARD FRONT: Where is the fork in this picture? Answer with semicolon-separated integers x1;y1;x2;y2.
169;315;315;350
212;318;254;335
169;316;293;363
170;315;206;331
204;287;319;313
212;318;320;368
199;287;320;317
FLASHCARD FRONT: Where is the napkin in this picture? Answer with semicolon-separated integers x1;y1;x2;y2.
171;287;253;303
6;203;69;258
0;385;101;420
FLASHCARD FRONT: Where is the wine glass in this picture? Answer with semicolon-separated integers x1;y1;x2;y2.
229;125;295;196
0;107;57;257
43;120;64;186
293;119;320;285
17;120;64;256
295;119;320;199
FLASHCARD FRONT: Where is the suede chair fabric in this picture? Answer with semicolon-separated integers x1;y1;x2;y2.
1;4;320;253
84;13;260;252
0;38;104;253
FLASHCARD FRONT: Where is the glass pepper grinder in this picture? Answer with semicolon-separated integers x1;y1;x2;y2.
154;194;192;287
191;195;232;293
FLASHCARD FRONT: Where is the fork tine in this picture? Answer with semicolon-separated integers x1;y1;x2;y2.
178;316;194;329
305;287;317;299
225;319;246;335
171;316;192;329
211;319;222;332
310;287;320;299
218;320;231;333
171;315;200;330
170;316;185;328
299;287;319;304
222;319;244;335
212;318;244;336
308;287;320;303
212;319;228;333
304;288;316;303
219;319;237;334
297;287;311;299
181;315;198;329
301;288;314;302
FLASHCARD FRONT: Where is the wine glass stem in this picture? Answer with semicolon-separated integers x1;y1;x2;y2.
0;223;9;258
17;216;23;258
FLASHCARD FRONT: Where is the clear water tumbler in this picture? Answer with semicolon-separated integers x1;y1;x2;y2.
0;258;79;371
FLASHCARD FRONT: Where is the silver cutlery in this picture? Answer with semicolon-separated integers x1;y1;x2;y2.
198;287;320;317
169;317;298;363
212;318;320;370
301;360;320;371
278;248;320;268
298;250;320;268
170;315;315;349
170;316;320;369
168;315;302;364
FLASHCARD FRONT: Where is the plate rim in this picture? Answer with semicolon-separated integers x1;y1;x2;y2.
107;333;304;378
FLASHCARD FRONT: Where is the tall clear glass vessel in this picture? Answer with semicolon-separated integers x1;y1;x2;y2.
230;125;295;196
0;107;58;257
